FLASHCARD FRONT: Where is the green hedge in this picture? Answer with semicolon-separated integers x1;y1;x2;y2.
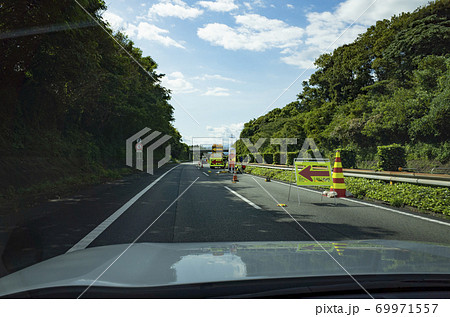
287;151;299;165
263;153;273;164
377;144;406;171
273;152;281;165
328;149;357;168
339;149;357;168
241;153;256;163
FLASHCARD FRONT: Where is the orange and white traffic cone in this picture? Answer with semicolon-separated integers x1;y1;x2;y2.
330;150;346;198
232;171;238;183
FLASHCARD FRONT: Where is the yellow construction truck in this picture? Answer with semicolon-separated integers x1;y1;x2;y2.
209;144;225;169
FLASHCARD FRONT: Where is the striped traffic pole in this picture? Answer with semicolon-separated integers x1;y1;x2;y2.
331;150;346;197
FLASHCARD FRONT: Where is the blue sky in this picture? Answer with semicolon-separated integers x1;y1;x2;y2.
102;0;429;145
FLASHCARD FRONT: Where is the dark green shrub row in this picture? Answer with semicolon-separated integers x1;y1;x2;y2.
263;153;273;164
273;152;281;165
239;151;301;165
332;149;357;168
377;144;407;171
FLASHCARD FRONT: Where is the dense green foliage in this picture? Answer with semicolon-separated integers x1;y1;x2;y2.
0;0;188;173
238;1;450;164
245;166;450;216
346;177;450;216
376;144;407;171
335;149;357;169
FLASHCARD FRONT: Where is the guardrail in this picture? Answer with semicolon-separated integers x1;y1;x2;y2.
246;163;450;187
431;167;450;174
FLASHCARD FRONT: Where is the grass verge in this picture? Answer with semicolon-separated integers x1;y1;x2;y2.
244;166;450;217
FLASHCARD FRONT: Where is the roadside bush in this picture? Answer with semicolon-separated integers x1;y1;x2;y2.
263;153;273;164
339;149;357;168
436;141;450;163
273;152;281;165
377;144;406;171
287;151;299;165
345;177;450;215
391;197;404;208
328;149;357;168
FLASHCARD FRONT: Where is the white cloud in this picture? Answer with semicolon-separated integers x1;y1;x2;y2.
287;4;294;9
125;22;185;48
304;0;429;51
242;0;266;11
197;14;303;51
197;0;238;12
148;0;203;20
206;122;245;138
161;72;197;93
243;2;252;10
333;0;428;25
252;0;266;8
103;12;124;30
202;87;230;96
281;0;429;69
280;47;322;69
193;74;240;82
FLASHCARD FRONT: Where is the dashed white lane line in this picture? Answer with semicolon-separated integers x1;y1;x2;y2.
66;164;180;253
242;173;450;228
224;186;262;210
202;172;210;177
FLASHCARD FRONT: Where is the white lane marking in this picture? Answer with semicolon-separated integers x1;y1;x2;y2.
340;197;450;228
67;164;180;253
243;173;450;228
249;175;374;299
77;177;199;298
224;186;262;210
202;172;210;177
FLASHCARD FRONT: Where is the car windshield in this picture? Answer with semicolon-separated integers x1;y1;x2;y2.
1;0;450;301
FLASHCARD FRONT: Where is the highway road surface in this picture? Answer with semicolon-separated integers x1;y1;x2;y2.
1;162;450;278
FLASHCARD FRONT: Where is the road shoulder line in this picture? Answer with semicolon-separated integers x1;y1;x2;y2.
66;164;180;253
224;186;262;210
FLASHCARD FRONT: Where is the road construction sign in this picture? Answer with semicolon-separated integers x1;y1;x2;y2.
229;147;236;168
294;159;333;186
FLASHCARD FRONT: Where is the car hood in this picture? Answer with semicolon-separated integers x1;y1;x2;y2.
1;240;450;297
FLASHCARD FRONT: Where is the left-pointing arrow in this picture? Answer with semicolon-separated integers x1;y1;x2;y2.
298;165;330;182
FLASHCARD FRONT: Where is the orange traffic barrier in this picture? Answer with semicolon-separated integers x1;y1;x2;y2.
330;150;346;197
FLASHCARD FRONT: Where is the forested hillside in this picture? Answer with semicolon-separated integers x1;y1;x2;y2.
237;0;449;167
0;0;188;204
